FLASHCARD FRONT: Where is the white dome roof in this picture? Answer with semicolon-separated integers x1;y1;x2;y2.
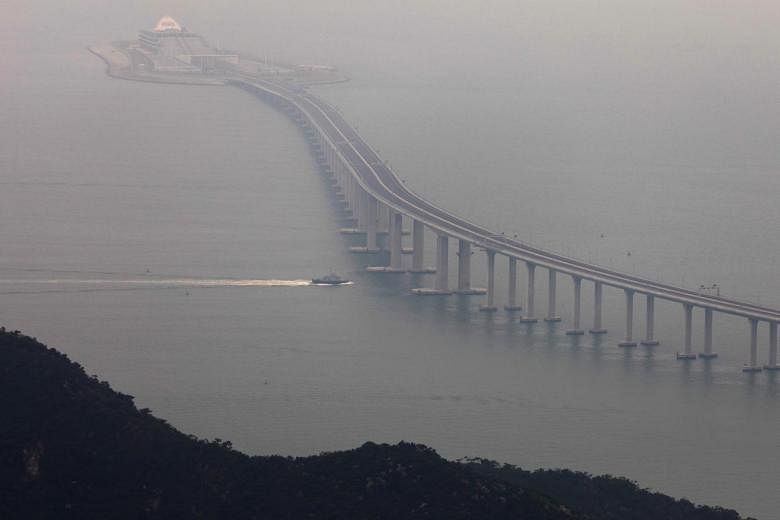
154;16;182;32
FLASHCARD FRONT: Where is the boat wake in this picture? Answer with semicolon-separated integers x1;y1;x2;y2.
0;278;315;295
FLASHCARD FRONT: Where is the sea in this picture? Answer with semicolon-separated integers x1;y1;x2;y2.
1;2;779;517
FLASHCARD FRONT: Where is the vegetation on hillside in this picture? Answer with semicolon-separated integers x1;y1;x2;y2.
462;458;751;520
0;329;751;519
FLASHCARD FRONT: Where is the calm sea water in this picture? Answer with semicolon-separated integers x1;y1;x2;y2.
2;3;779;517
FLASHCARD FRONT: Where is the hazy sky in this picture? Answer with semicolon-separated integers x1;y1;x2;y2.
2;0;779;170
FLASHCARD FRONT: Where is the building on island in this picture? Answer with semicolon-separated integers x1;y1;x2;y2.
137;16;238;73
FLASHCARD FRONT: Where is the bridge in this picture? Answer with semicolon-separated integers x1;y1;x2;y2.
227;77;780;372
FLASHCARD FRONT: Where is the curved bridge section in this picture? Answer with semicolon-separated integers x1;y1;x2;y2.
228;78;780;371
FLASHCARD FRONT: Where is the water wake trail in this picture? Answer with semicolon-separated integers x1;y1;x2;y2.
0;278;316;295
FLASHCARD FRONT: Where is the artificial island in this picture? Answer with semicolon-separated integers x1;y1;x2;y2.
89;16;347;86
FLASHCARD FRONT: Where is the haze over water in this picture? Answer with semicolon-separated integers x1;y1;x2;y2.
2;2;779;517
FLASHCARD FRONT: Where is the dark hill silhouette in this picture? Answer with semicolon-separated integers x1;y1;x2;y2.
462;459;750;520
0;328;750;519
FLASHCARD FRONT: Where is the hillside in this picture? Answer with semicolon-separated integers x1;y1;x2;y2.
463;459;749;520
0;329;750;519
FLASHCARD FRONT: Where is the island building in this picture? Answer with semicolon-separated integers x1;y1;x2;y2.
137;16;238;73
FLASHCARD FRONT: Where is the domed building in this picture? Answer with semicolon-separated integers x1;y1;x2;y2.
137;17;238;72
154;16;183;32
138;16;200;56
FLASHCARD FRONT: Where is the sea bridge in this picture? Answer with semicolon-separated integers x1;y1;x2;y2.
228;78;780;372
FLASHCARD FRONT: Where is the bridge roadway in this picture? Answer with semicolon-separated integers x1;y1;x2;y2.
230;77;780;325
227;76;780;367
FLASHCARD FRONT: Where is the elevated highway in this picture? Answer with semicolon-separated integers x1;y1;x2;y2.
228;77;780;371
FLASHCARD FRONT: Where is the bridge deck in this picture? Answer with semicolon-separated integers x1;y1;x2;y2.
230;78;780;324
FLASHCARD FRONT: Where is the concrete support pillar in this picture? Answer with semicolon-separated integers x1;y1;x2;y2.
315;136;324;163
684;304;693;351
378;203;390;235
677;303;696;359
435;235;450;292
355;188;367;230
410;220;427;272
337;173;350;212
346;190;375;248
544;269;561;322
619;289;638;347
480;250;498;312
519;263;538;323
505;257;522;311
332;161;341;184
341;168;350;192
699;308;717;358
766;322;780;370
685;304;693;350
366;209;403;271
389;211;404;271
641;295;659;346
743;318;762;372
332;161;341;187
365;195;378;252
589;281;607;334
374;203;388;251
343;175;352;205
349;178;358;213
566;276;584;335
457;240;472;292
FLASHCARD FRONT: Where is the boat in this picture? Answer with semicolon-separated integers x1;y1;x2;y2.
311;273;351;286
